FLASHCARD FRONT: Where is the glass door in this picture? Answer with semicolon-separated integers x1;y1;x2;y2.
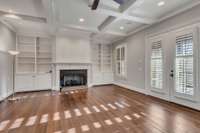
147;27;199;107
172;28;198;101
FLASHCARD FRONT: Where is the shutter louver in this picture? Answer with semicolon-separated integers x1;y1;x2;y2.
151;41;163;89
116;46;126;77
175;34;194;95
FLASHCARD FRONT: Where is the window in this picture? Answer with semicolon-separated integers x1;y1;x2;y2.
151;41;163;89
116;45;126;77
175;34;194;96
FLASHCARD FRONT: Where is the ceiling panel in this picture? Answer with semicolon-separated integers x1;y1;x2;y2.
0;0;199;44
57;27;91;39
100;0;120;9
130;0;200;19
55;0;109;29
107;19;144;34
0;0;45;17
5;18;50;34
92;33;123;44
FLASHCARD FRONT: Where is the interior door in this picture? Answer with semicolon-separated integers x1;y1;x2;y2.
36;73;52;90
15;74;35;92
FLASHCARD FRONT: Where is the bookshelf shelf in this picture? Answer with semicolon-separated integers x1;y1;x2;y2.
91;43;113;85
16;35;52;74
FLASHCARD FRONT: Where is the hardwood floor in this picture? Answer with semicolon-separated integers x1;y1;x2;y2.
0;85;200;133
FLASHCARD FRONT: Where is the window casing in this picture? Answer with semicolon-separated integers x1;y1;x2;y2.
151;41;163;89
116;45;126;77
175;34;194;96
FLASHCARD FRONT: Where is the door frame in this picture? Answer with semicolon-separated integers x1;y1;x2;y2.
171;27;199;102
145;25;200;110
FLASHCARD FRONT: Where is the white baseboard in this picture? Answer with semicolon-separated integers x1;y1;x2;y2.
0;90;13;102
88;84;93;88
113;82;200;111
0;96;4;101
113;82;148;95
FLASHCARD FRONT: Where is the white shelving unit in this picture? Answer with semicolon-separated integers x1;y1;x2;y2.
102;44;112;72
91;44;102;72
37;37;52;73
15;35;52;92
17;36;36;73
91;43;113;85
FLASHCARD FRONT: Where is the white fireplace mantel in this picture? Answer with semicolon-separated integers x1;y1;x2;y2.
52;62;93;90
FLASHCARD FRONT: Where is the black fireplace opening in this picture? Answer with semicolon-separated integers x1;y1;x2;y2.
60;69;87;88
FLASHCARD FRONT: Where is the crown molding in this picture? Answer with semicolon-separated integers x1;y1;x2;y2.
0;19;16;32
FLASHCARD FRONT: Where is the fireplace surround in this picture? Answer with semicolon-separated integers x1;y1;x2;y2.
52;63;92;91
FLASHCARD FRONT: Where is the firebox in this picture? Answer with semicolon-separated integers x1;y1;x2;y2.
60;69;87;89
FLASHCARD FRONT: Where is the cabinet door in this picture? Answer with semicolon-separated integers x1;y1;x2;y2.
15;75;35;92
36;74;51;90
93;73;103;85
103;72;113;84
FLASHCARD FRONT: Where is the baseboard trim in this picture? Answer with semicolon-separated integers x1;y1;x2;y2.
15;89;51;93
113;82;148;95
0;91;13;102
113;82;200;111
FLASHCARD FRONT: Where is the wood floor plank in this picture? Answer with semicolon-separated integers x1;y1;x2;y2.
0;85;200;133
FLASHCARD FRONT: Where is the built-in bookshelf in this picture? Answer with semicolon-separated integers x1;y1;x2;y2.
16;35;52;74
91;44;102;72
91;43;113;85
102;44;112;72
91;43;112;72
37;37;52;73
17;35;36;73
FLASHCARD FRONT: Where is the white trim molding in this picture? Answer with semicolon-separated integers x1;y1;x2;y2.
113;82;148;95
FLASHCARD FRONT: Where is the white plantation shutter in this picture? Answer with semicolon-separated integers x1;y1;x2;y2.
116;45;126;77
121;47;125;76
116;48;121;75
151;41;163;89
175;34;194;95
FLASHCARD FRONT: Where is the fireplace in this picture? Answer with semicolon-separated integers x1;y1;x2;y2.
60;69;87;89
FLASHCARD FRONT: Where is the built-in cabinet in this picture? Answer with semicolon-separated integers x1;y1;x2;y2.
15;35;52;92
91;43;113;85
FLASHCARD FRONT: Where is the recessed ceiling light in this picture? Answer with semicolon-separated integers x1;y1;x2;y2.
4;14;21;19
158;1;165;7
120;26;124;30
79;18;85;22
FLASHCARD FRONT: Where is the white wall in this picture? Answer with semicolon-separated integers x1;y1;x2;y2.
55;36;91;63
0;21;16;101
113;31;146;92
112;4;200;109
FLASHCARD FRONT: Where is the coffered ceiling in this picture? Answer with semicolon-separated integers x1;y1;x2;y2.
0;0;200;44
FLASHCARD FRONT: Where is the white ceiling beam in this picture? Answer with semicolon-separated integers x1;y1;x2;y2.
0;10;46;23
96;6;155;24
61;24;126;36
96;0;156;32
120;0;144;12
98;16;116;31
120;0;137;12
42;0;60;24
0;19;16;32
42;0;58;34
